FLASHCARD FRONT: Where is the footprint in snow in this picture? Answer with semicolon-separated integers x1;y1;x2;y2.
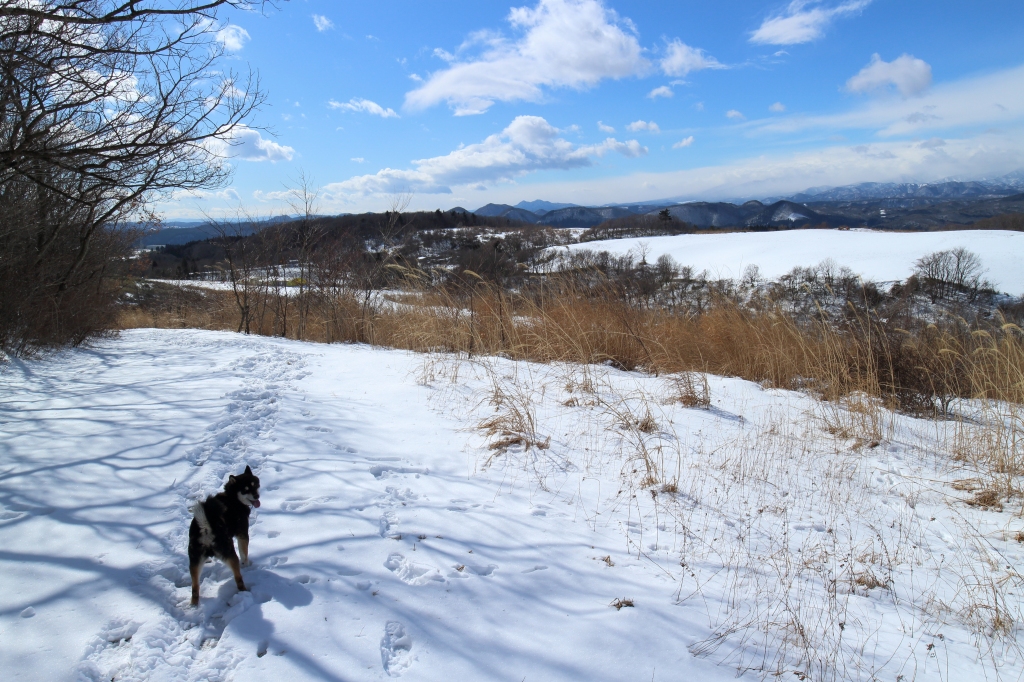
370;464;429;479
449;563;497;579
381;621;414;677
384;553;445;586
379;511;400;539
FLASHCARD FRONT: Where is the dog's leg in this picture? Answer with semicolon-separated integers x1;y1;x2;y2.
227;556;246;592
190;561;203;606
236;534;250;566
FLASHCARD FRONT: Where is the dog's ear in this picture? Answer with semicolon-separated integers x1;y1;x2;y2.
228;475;237;484
244;465;252;475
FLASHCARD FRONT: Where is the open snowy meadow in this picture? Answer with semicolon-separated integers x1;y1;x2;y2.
564;229;1024;293
3;328;1023;681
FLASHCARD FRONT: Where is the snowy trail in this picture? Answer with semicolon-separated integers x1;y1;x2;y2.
4;329;1021;681
1;330;722;681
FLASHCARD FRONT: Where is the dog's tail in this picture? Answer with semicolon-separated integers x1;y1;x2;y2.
190;500;212;535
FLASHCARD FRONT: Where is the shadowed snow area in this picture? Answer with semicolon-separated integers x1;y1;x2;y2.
2;329;1022;680
0;330;714;681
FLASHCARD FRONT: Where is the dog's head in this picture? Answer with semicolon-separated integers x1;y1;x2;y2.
229;465;261;508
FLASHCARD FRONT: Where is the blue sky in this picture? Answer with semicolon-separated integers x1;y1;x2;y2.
164;0;1024;218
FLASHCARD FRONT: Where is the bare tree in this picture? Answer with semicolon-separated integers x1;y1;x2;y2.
285;171;323;340
211;211;268;335
914;248;986;301
0;0;276;353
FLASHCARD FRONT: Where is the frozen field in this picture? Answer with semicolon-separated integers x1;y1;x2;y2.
1;329;1022;681
564;229;1024;293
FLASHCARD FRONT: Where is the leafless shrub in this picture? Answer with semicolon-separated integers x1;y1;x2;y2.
667;372;711;408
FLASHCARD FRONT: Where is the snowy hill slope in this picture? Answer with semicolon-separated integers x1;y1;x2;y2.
569;229;1024;293
2;330;1022;681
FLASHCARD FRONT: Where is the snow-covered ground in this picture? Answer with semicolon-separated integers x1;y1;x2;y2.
564;229;1024;293
2;329;1022;681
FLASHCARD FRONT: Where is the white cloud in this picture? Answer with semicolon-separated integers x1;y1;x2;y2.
598;121;615;133
846;53;932;97
433;48;456;63
694;101;705;112
673;136;694;149
312;14;334;32
322;115;646;196
253;189;302;203
351;157;366;163
750;0;871;45
659;39;724;77
726;110;745;120
752;63;1024;137
648;85;673;99
171;187;241;202
627;120;660;132
769;102;787;112
216;25;250;51
328;98;400;118
208;126;294;162
405;0;648;115
469;131;1024;208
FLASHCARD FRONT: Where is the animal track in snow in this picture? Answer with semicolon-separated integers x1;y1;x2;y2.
384;553;445;586
380;621;413;677
379;511;401;539
369;464;429;479
279;496;334;511
384;486;418;503
449;563;497;578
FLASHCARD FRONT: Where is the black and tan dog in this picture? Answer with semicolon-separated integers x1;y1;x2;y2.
188;465;261;606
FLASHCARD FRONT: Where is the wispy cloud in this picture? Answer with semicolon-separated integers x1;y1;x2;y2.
216;25;250;51
726;110;745;120
750;0;871;45
659;39;724;77
323;115;646;196
598;121;615;133
769;102;787;112
673;136;694;149
329;98;400;118
846;54;932;97
627;120;660;132
647;85;673;99
751;63;1024;137
312;14;334;32
405;0;648;115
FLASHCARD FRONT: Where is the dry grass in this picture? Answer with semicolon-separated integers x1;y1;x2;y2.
122;279;1024;490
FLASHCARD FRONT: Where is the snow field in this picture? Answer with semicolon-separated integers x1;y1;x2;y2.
561;229;1024;294
1;329;1021;681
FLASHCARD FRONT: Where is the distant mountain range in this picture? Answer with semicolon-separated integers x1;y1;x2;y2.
136;215;296;246
767;171;1024;205
468;170;1024;229
144;171;1024;244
